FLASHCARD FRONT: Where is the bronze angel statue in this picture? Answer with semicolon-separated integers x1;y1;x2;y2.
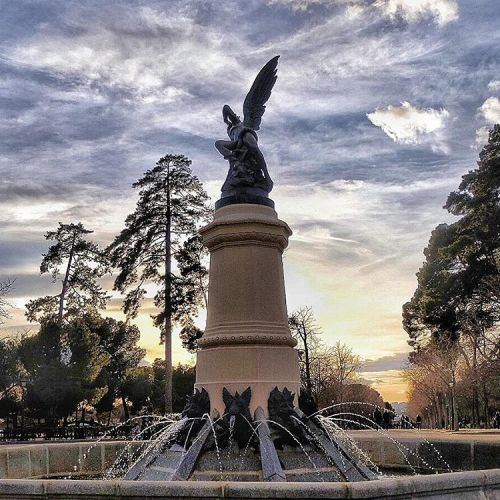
215;56;279;208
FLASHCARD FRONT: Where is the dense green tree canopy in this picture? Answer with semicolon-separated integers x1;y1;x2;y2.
403;125;500;428
18;319;109;421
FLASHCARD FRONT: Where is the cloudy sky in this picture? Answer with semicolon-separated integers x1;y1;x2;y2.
1;0;499;402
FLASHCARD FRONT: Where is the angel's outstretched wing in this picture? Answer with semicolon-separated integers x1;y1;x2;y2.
243;55;279;131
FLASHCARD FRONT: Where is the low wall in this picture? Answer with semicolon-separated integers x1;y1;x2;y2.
352;432;500;471
0;438;499;499
3;434;497;479
0;472;499;499
0;441;135;479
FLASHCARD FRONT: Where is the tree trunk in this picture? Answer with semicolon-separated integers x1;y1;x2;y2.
302;330;312;395
164;164;173;414
472;341;480;427
472;386;480;427
200;274;208;309
437;394;445;428
58;232;77;322
121;394;130;422
451;381;459;431
482;384;489;428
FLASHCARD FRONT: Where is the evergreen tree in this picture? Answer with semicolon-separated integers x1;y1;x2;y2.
0;337;20;400
444;124;500;321
177;235;208;353
121;366;154;414
402;223;461;349
0;279;15;324
179;320;204;353
150;358;167;414
26;223;110;323
403;125;500;427
404;127;500;355
171;363;196;413
108;154;210;412
18;318;109;424
94;317;145;421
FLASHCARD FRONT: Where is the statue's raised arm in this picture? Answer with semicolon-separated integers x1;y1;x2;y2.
215;56;279;209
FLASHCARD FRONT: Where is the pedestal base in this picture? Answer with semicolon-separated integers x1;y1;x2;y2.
196;204;301;417
195;345;300;416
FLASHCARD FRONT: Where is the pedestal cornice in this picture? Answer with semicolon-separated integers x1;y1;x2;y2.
198;321;297;348
199;205;292;253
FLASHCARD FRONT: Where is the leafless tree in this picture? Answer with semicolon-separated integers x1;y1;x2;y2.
289;306;322;395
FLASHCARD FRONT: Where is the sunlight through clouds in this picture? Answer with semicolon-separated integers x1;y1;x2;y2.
367;102;449;147
479;97;500;124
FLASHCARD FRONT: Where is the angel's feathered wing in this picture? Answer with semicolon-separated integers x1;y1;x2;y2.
243;55;279;131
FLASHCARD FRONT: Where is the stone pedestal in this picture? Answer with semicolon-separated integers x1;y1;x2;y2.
195;204;301;416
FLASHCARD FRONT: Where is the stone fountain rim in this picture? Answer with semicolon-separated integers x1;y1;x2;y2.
0;470;499;499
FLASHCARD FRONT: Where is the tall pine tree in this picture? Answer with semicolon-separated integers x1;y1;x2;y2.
109;154;210;413
26;223;110;323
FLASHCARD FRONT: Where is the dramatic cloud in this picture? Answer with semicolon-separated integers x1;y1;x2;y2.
478;97;500;124
267;0;326;10
374;0;458;26
475;127;490;147
475;96;500;147
9;7;238;100
487;80;500;92
270;0;458;25
367;102;449;146
362;352;409;372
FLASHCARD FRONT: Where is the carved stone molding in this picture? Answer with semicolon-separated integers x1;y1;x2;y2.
202;231;289;252
200;321;297;348
200;217;291;235
198;332;297;348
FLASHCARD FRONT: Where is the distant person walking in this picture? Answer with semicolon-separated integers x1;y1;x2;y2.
415;414;422;429
383;410;393;429
494;412;500;429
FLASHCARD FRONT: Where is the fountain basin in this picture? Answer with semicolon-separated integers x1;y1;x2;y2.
0;436;499;498
0;472;499;499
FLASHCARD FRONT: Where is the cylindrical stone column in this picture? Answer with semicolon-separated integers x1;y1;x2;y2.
195;204;301;416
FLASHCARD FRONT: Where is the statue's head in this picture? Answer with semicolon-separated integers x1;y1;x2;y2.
222;105;241;135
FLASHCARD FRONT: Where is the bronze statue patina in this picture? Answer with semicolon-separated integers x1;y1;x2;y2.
215;56;279;209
